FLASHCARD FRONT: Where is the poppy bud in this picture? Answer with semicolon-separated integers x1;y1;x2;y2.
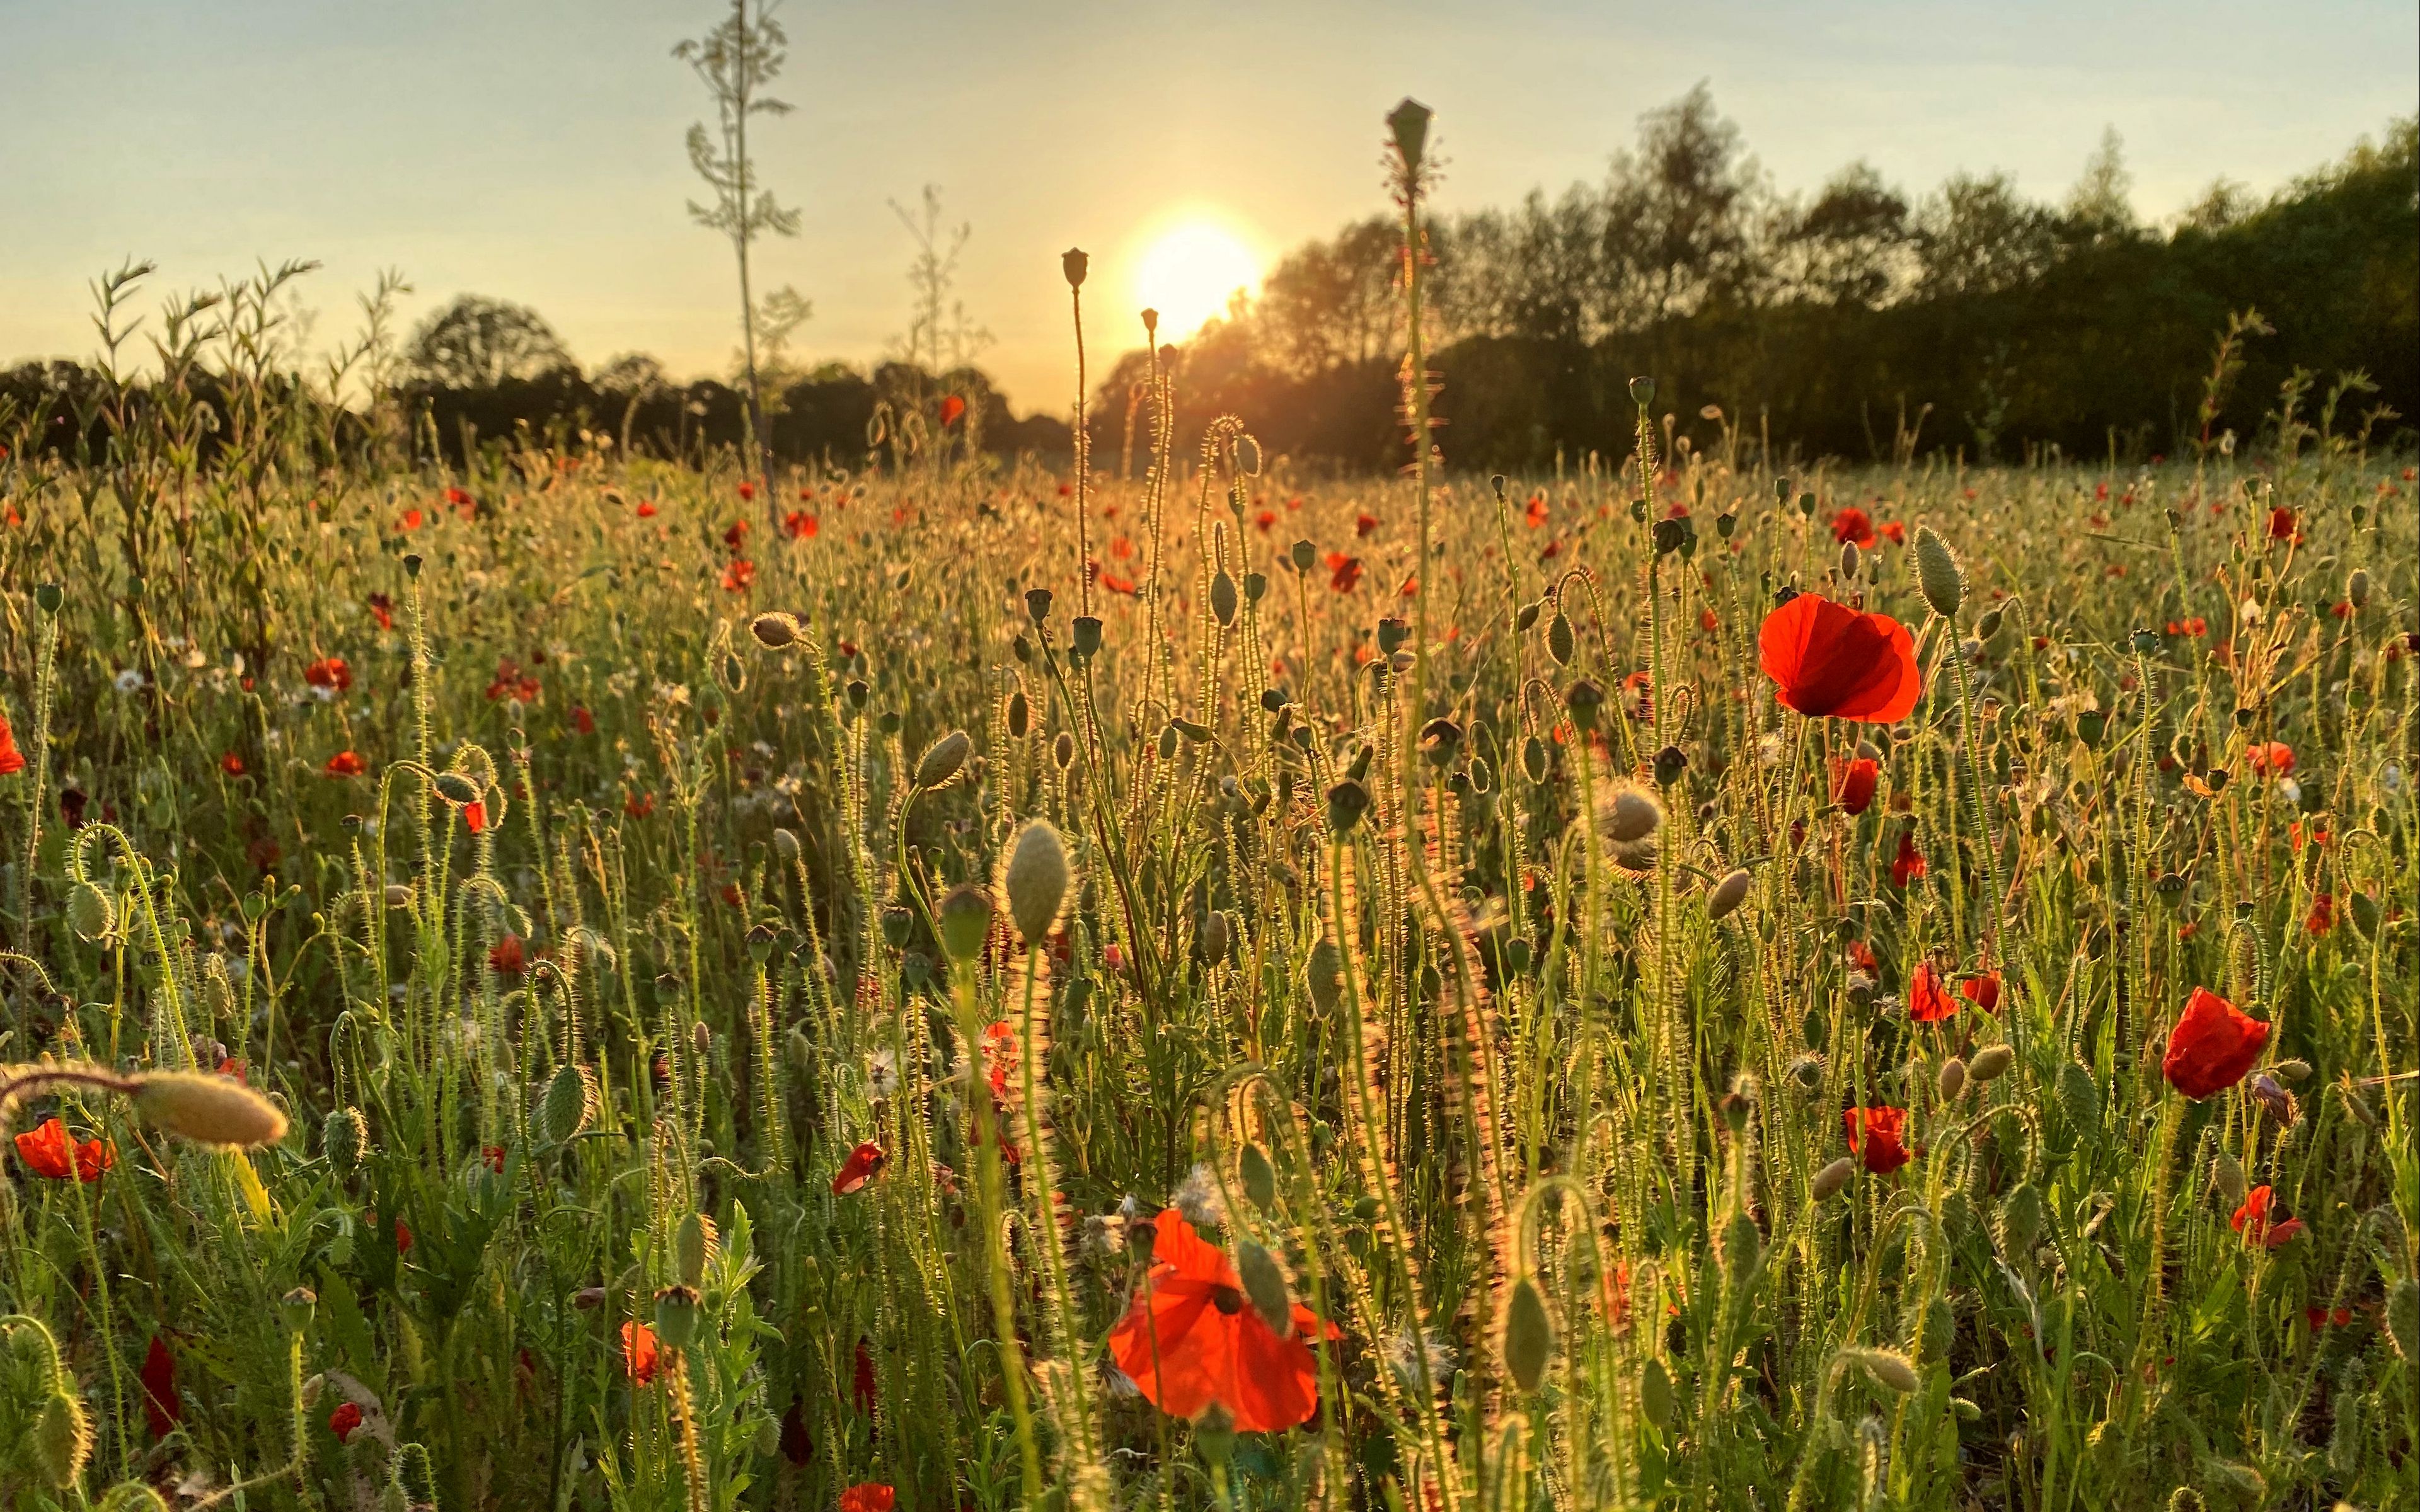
32;1387;91;1489
1290;539;1317;573
675;1213;718;1289
693;1021;713;1059
1002;819;1071;948
914;730;972;789
1201;910;1231;963
1976;607;2003;641
1996;1182;2043;1258
36;582;63;614
1789;1053;1824;1089
653;1285;703;1349
1722;1211;1763;1278
2211;1149;2247;1207
1600;784;1662;845
1707;868;1752;920
1565;678;1603;732
1521;736;1548;784
1810;1155;1855;1200
1053;731;1076;771
1640;1357;1674;1426
1858;1349;1920;1394
384;883;415;909
1503;1274;1555;1392
281;1286;318;1332
325;1106;367;1174
1305;939;1344;1015
1652;743;1688;788
1839;539;1861;582
1545;610;1576;665
541;1062;596;1145
1005;687;1030;739
1386;96;1432;173
1969;1044;2015;1084
935;883;994;963
1236;1239;1293;1334
1061;247;1088;289
1238;1143;1277;1215
1419;718;1462;767
749;612;800;649
433;770;480;807
1936;1057;1967;1103
68;881;115;942
1210;570;1238;626
1913;527;1964;619
132;1070;288;1148
2346;568;2369;609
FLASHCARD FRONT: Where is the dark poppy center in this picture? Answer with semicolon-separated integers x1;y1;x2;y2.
1211;1285;1244;1315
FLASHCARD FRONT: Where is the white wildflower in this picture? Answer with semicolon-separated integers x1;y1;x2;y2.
114;668;144;694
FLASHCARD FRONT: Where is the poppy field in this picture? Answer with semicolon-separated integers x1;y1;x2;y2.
3;127;2419;1512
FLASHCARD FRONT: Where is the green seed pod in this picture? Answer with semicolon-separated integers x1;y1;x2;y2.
1069;616;1103;658
1627;375;1655;408
1707;868;1752;920
1565;678;1603;733
653;1285;703;1349
33;1387;91;1488
1936;1056;1967;1103
1969;1044;2015;1083
914;730;973;789
1238;1143;1277;1215
325;1106;368;1176
1209;570;1239;626
1290;539;1317;573
1545;610;1575;665
675;1213;718;1289
1503;1275;1555;1393
1811;1155;1855;1200
1061;248;1088;289
1913;526;1964;619
1002;819;1073;948
1325;779;1370;833
935;883;994;964
1387;96;1432;173
434;771;481;806
67;881;115;942
541;1063;597;1145
1236;1240;1292;1335
1640;1356;1674;1427
280;1286;318;1332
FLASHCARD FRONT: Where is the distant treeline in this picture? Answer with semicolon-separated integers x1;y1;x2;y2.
4;90;2411;474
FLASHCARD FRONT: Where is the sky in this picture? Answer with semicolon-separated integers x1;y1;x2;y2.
3;0;2413;413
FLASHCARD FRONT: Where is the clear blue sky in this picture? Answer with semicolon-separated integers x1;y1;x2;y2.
3;0;2412;410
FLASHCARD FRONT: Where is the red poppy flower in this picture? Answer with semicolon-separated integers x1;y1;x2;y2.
1253;509;1276;532
723;519;749;549
1829;755;1878;815
622;1320;660;1385
482;1145;507;1174
1325;553;1363;593
982;1020;1018;1102
721;559;756;593
625;793;655;819
2266;507;2298;542
325;750;367;778
1829;507;1877;547
445;486;471;508
1891;832;1927;888
1879;520;1906;544
490;934;526;975
2162;986;2270;1099
1846;939;1879;974
637;501;659;519
1842;1105;1912;1174
368;592;395;630
463;801;488;834
2305;891;2334;936
784;510;819;540
0;711;23;776
1909;963;1957;1023
1758;593;1921;723
304;656;354;693
399;508;425;532
1524;494;1549;528
833;1142;886;1196
330;1402;364;1443
2305;1306;2354;1331
1960;973;2002;1012
572;705;596;735
14;1116;112;1181
1355;512;1379;538
220;751;246;776
142;1335;181;1437
1105;1208;1335;1434
2247;742;2293;774
737;481;757;503
369;1212;414;1254
2232;1185;2304;1248
839;1486;896;1512
852;1337;878;1412
940;395;967;428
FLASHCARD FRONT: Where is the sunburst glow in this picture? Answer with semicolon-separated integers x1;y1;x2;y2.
1131;217;1261;342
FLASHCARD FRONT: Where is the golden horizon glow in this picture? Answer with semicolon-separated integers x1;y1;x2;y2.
1130;216;1262;343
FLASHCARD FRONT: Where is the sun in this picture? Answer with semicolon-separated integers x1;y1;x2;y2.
1131;217;1262;343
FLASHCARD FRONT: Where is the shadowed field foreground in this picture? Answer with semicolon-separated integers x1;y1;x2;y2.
1;110;2416;1512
